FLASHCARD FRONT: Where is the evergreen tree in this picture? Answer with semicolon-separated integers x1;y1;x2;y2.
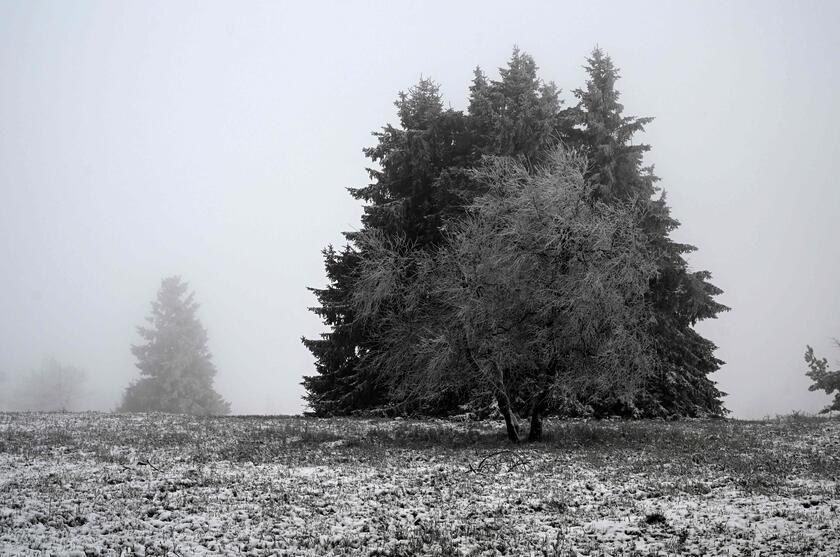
468;47;562;159
301;246;384;415
562;48;728;417
350;77;472;245
302;79;471;415
120;276;230;415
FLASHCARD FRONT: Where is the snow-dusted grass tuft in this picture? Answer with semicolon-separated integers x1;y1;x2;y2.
1;412;838;556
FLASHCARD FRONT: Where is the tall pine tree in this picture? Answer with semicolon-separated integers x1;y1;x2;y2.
302;79;472;415
120;276;230;415
561;48;728;417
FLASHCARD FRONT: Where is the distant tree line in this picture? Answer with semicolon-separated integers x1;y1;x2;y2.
302;47;729;429
0;358;87;412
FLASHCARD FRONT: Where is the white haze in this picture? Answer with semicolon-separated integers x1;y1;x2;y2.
0;0;838;417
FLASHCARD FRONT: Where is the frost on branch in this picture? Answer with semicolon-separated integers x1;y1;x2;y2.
352;147;660;441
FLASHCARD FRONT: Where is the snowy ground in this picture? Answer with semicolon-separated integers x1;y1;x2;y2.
1;413;838;556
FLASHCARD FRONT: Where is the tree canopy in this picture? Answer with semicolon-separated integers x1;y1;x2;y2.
353;148;660;440
303;47;728;422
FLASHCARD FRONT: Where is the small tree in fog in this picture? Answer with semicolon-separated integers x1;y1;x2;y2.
804;341;840;414
13;358;87;411
352;148;659;441
120;276;230;415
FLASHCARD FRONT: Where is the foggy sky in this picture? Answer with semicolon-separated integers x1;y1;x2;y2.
1;1;838;418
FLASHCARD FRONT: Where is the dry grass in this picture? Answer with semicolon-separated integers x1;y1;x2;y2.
1;412;838;555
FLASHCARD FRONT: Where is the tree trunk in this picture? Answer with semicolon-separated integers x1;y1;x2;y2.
497;394;520;443
528;410;543;442
528;386;548;442
528;363;556;442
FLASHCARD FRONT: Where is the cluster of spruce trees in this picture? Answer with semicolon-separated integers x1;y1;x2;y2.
303;48;728;419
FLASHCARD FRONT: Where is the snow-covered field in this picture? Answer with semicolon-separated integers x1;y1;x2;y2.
1;413;838;556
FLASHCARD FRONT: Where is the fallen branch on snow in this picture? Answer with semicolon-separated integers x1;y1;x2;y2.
468;450;530;475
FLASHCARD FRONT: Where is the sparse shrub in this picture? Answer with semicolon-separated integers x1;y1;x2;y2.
804;342;840;414
545;495;569;514
645;511;667;525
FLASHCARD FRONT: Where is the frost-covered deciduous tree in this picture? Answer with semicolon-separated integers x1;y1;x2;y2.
120;276;230;415
804;341;840;414
352;148;660;441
